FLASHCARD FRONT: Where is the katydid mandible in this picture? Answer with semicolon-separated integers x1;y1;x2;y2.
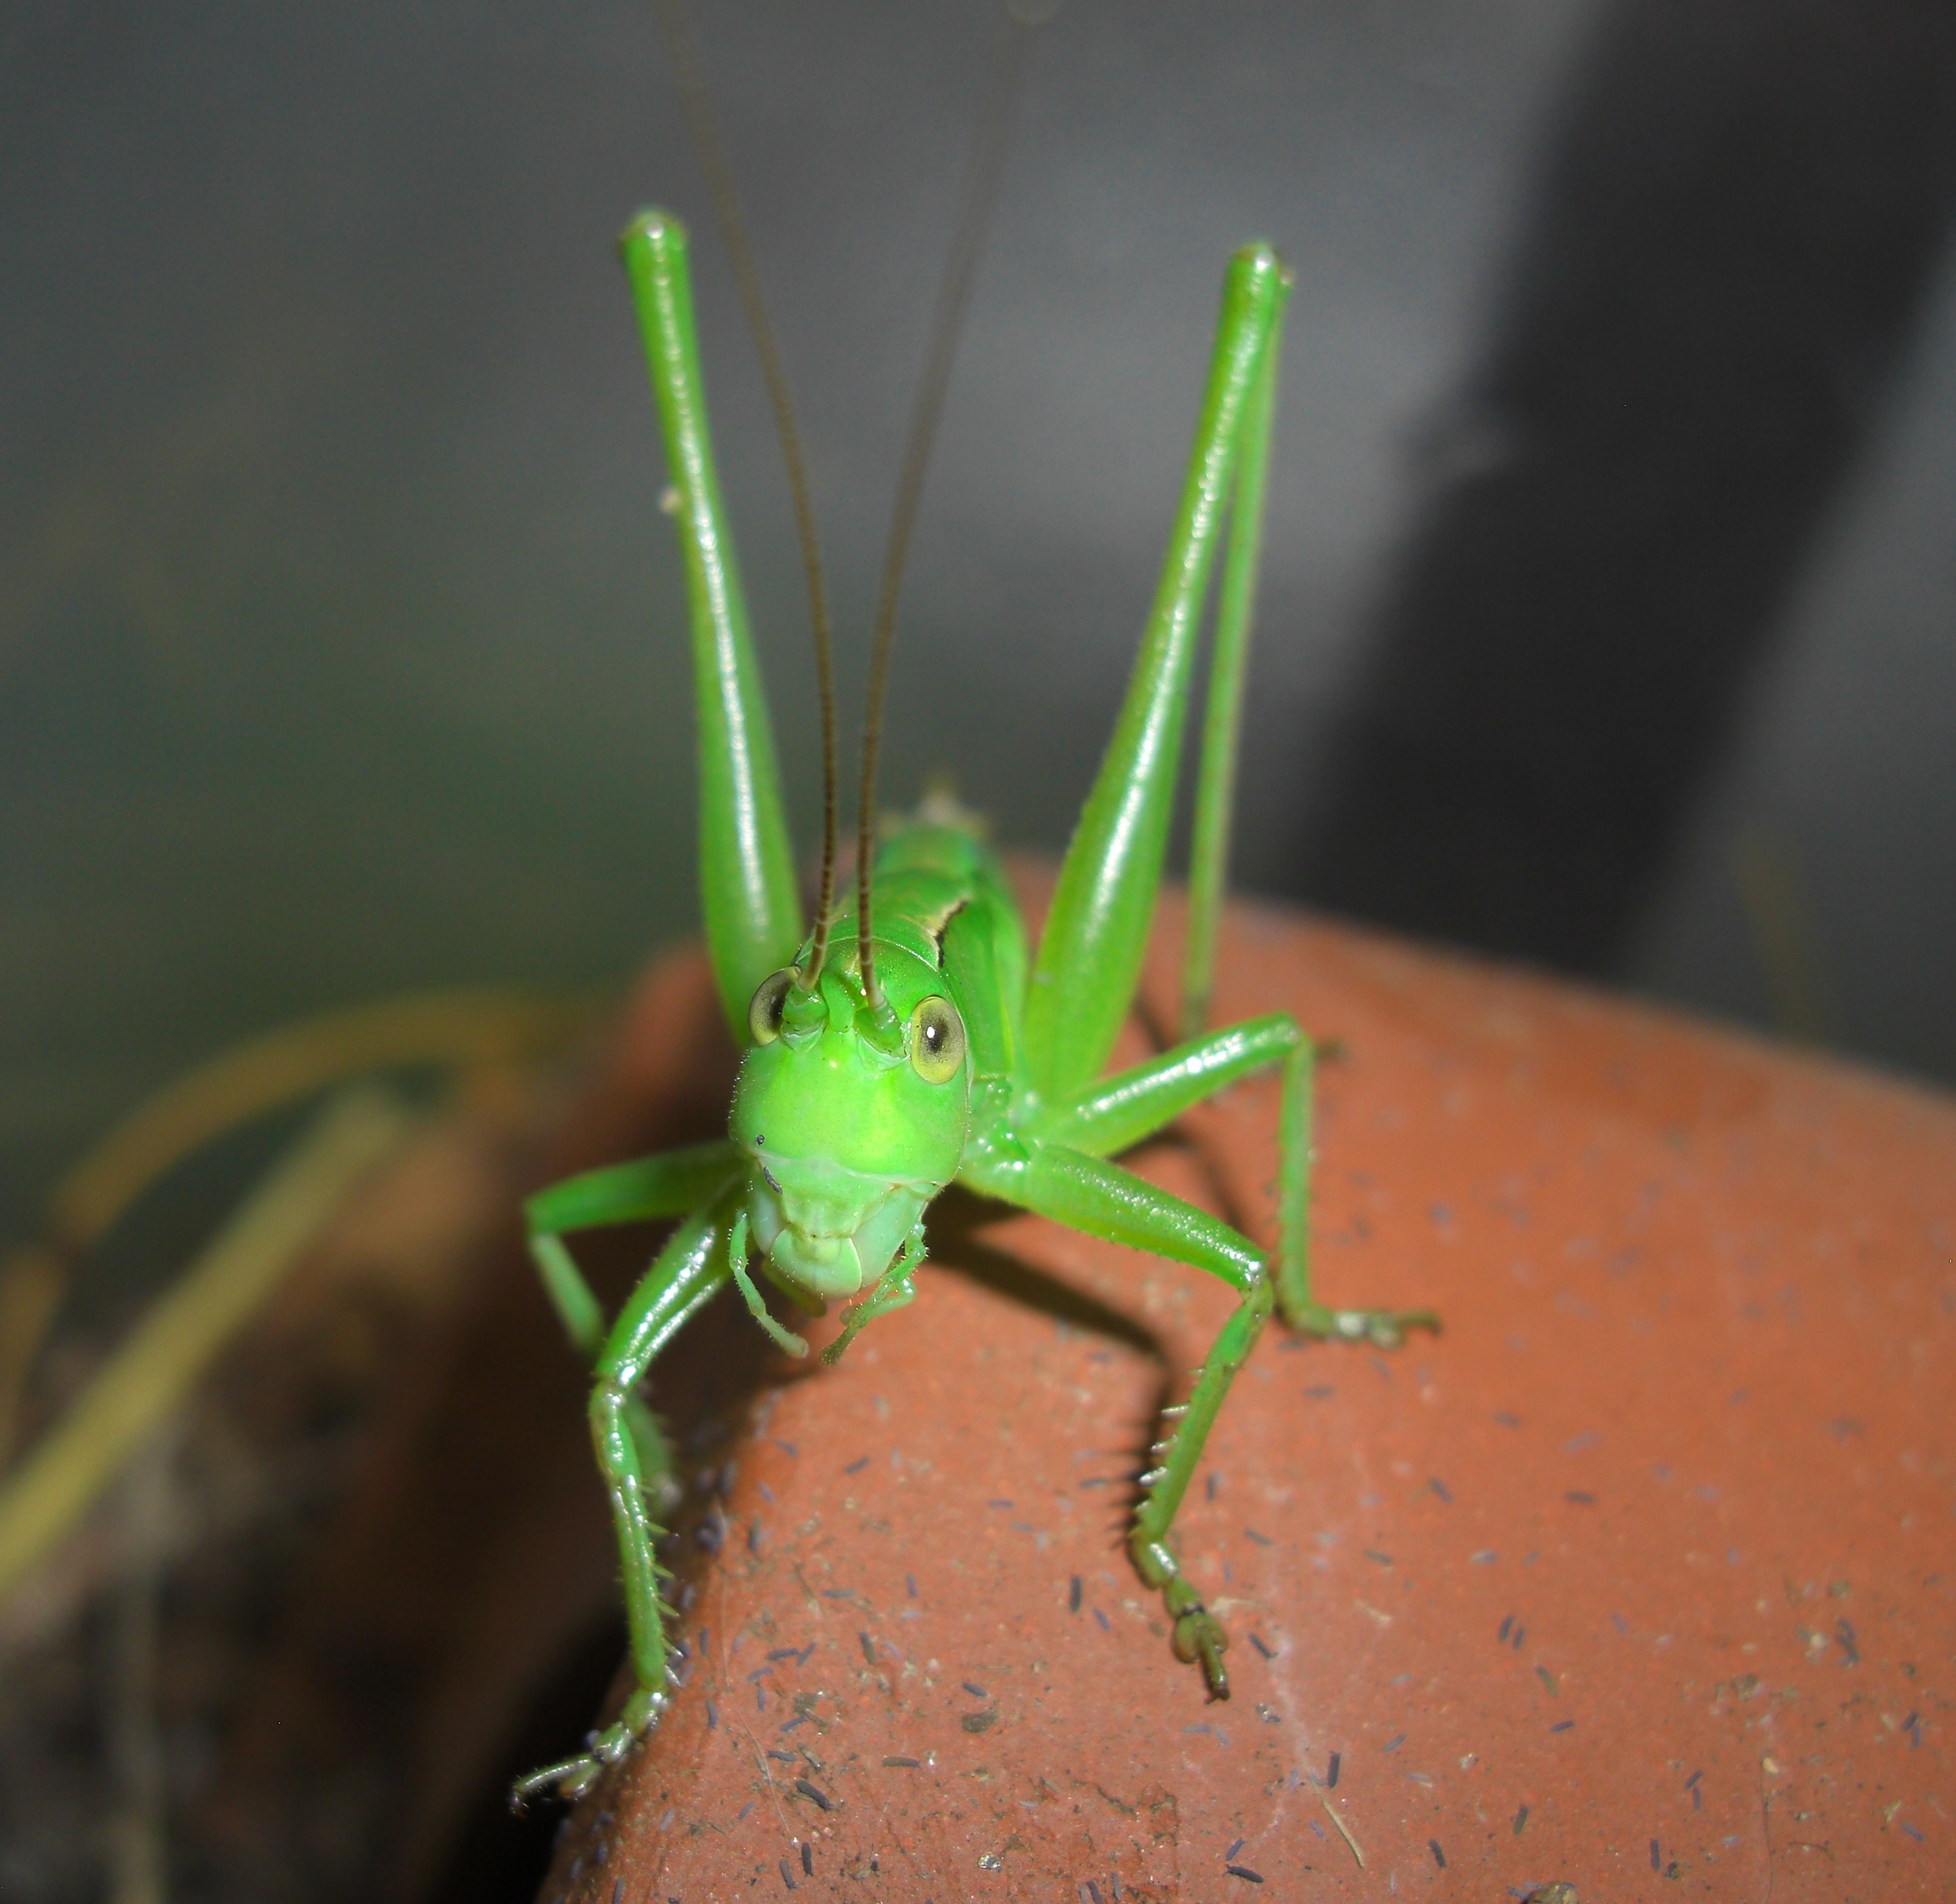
514;207;1436;1813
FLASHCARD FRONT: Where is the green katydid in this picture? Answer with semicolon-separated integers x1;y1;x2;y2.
512;12;1436;1811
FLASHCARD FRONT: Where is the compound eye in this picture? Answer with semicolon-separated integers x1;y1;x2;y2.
748;968;797;1046
908;995;966;1084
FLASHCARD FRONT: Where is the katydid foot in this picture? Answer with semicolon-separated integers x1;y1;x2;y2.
1130;1530;1232;1696
509;1679;673;1811
1287;1300;1440;1349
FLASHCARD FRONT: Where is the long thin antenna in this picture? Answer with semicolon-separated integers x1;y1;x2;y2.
653;0;839;988
856;6;1045;1015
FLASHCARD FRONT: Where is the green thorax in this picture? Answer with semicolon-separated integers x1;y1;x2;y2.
848;820;1026;1066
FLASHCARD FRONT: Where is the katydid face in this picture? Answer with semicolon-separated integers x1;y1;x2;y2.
730;944;969;1302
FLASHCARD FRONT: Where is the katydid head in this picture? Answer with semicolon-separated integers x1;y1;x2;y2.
731;943;968;1305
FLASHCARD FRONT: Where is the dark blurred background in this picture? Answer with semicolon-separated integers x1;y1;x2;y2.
6;0;1956;1245
4;6;1955;1898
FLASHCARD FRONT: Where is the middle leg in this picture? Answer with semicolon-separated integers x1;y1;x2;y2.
1024;1014;1438;1344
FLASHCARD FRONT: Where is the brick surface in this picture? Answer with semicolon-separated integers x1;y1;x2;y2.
538;883;1956;1901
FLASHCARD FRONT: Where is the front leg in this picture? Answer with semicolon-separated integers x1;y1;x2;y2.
527;1140;745;1520
512;1182;741;1808
963;1141;1270;1695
